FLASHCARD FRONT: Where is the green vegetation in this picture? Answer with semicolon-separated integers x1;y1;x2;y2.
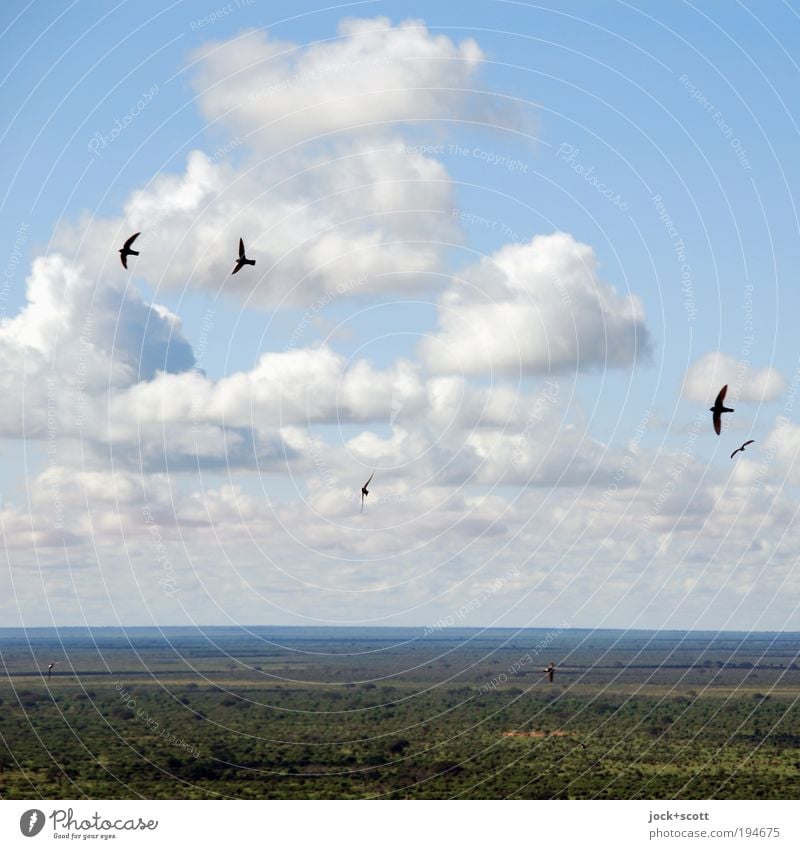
1;627;798;799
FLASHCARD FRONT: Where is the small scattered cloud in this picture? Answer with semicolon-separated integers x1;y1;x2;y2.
682;351;786;404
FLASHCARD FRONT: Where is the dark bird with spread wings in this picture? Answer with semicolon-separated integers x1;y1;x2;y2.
360;471;374;513
47;662;57;680
731;439;755;459
543;662;556;683
119;232;140;269
710;385;734;435
232;238;256;275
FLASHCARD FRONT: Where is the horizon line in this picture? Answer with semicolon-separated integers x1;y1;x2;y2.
1;624;798;635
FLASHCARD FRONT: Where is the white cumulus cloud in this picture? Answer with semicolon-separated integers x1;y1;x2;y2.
421;232;651;375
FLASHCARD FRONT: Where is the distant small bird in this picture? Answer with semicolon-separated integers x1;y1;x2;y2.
360;471;375;513
119;232;140;269
47;662;57;680
232;238;255;275
710;385;734;435
543;662;556;683
730;439;755;459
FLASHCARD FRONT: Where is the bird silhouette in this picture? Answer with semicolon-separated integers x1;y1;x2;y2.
119;232;140;269
710;385;734;435
731;439;755;459
360;471;375;513
543;662;556;683
232;238;255;274
47;662;58;680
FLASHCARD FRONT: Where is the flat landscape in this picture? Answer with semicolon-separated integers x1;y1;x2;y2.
1;627;799;799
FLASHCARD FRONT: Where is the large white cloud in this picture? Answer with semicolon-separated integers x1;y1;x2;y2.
46;17;503;309
2;254;194;380
190;18;486;149
1;246;619;487
46;16;530;314
0;254;194;438
54;143;459;309
421;232;651;375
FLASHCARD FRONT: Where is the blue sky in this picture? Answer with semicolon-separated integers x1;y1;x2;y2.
1;1;799;630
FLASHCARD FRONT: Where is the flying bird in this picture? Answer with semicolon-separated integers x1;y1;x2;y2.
360;471;375;513
543;662;556;683
232;238;256;275
730;439;755;459
47;662;58;680
710;385;734;435
118;232;140;269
